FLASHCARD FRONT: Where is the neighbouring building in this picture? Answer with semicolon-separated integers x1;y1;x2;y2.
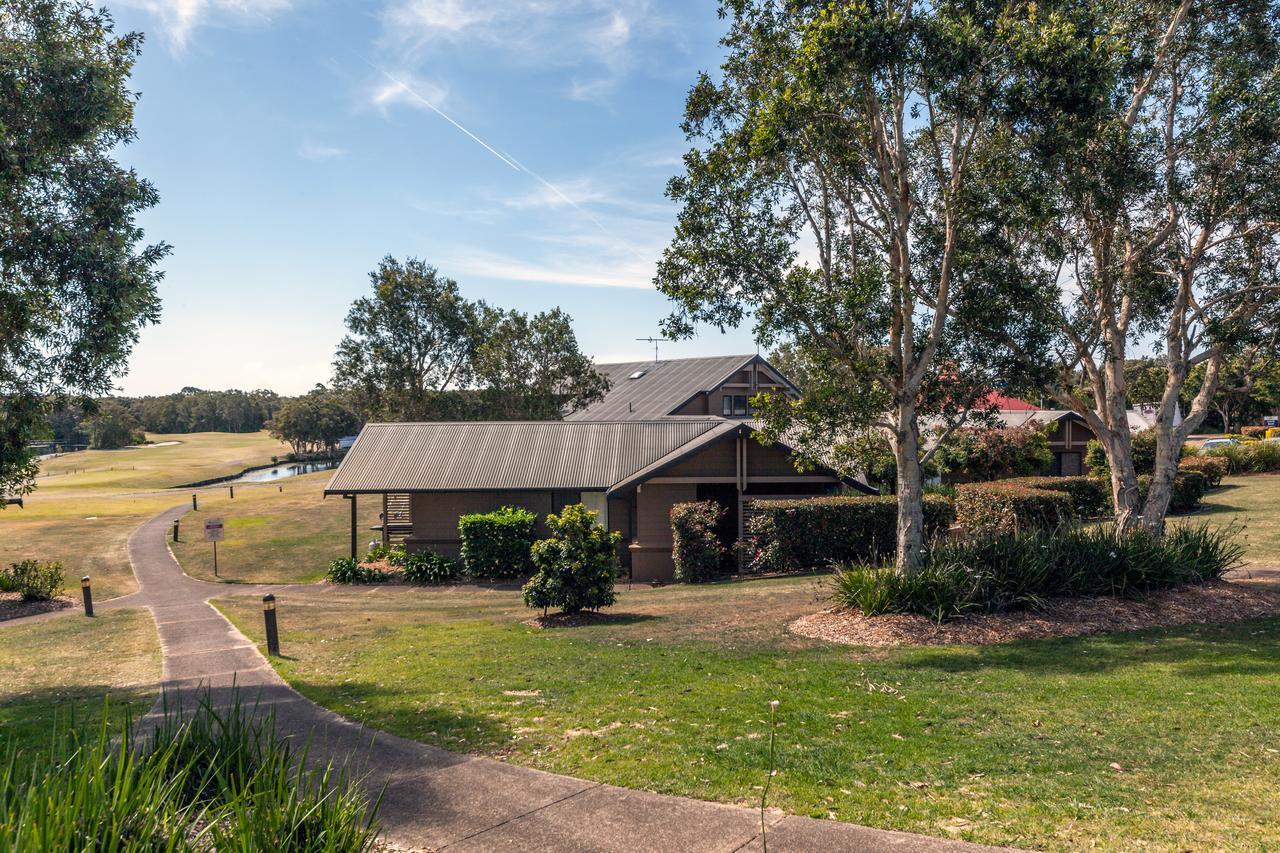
996;399;1171;476
324;354;871;582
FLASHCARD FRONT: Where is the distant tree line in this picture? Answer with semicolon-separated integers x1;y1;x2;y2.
43;389;284;449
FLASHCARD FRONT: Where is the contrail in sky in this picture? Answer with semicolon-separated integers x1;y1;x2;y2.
372;66;646;262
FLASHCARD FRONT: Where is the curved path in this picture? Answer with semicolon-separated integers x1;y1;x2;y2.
18;506;1008;852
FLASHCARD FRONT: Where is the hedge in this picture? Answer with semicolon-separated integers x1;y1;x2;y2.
1137;470;1208;513
954;482;1073;534
1241;425;1269;439
670;501;726;583
1003;476;1109;518
459;505;537;578
743;495;956;573
1178;456;1228;488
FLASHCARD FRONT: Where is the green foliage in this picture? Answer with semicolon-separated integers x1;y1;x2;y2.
743;496;956;574
832;523;1244;621
0;694;378;851
1137;472;1209;514
1241;426;1270;439
1178;456;1229;488
935;425;1053;481
400;551;459;585
1085;429;1160;476
268;388;360;456
1207;440;1280;474
325;557;388;585
522;504;620;614
85;400;145;450
1;560;63;600
1005;476;1110;518
332;256;605;422
459;506;536;579
0;0;169;501
670;501;726;583
955;482;1074;534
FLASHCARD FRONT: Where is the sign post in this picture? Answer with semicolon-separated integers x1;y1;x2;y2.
204;517;225;576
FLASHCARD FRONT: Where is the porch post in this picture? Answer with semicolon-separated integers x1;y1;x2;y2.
345;494;357;559
381;493;390;548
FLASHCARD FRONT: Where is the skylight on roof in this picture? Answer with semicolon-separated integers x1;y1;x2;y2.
628;370;646;379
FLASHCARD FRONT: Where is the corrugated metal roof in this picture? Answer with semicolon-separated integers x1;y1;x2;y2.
324;419;728;494
566;354;757;420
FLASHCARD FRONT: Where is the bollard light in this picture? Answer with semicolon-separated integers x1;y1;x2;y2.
80;576;94;617
262;594;280;656
173;518;180;542
229;485;234;500
192;493;198;511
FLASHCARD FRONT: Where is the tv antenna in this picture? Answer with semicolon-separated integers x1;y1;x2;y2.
636;336;670;362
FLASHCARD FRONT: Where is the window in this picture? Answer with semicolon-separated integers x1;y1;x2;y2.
722;395;750;416
552;490;582;514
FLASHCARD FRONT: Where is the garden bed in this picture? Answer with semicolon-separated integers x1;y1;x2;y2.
0;591;74;622
790;579;1280;647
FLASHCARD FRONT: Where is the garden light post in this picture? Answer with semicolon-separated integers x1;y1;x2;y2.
80;576;93;617
229;485;234;499
192;493;198;511
262;594;280;656
172;519;179;542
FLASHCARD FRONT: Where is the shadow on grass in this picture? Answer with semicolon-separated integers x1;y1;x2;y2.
0;684;157;760
896;615;1280;678
285;678;512;754
525;611;661;629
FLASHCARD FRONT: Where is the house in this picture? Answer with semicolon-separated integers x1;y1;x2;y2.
996;400;1172;476
324;354;868;582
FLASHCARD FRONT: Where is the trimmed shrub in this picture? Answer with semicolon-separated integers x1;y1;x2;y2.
1085;428;1159;475
400;550;459;584
1004;476;1110;517
954;482;1072;534
459;506;537;579
1179;456;1228;488
1137;471;1208;513
3;560;64;600
831;522;1244;621
934;423;1053;481
326;557;389;584
671;501;726;583
1241;425;1269;439
523;504;620;614
743;495;955;573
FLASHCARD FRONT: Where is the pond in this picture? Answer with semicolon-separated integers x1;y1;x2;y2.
231;460;339;483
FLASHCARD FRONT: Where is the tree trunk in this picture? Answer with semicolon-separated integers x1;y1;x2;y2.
1103;428;1144;534
893;410;926;576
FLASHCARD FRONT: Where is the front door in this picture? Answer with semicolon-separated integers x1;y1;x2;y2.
1060;452;1082;476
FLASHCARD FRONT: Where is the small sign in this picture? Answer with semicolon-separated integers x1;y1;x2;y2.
204;518;225;542
1264;415;1279;427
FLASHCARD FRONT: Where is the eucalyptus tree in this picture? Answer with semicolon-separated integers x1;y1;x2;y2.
0;0;167;500
1012;0;1280;531
655;0;1056;572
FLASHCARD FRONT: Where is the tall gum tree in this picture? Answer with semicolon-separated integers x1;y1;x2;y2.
655;0;1058;572
1012;0;1280;532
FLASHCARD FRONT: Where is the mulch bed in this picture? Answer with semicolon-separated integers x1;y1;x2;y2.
0;592;75;623
523;611;625;629
789;580;1280;648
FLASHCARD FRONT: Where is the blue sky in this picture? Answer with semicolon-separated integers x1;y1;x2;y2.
110;0;757;396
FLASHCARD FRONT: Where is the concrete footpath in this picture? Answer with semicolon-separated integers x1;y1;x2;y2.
17;506;1012;852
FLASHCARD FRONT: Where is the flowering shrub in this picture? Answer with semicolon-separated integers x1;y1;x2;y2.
954;482;1073;534
934;424;1052;481
670;501;726;583
1178;456;1229;488
743;495;955;573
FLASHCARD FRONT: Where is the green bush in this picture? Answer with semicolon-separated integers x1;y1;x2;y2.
400;550;459;584
326;557;389;584
0;693;378;851
1241;425;1269;439
670;501;726;583
2;560;64;600
831;522;1243;621
1179;456;1229;488
954;482;1073;534
934;424;1053;481
1004;476;1109;517
459;506;537;579
1085;428;1159;475
522;504;620;614
743;495;955;573
364;541;400;562
1137;470;1208;513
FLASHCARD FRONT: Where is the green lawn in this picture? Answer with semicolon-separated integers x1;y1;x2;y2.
0;432;290;598
217;577;1280;851
171;472;382;584
0;609;161;762
1194;473;1280;564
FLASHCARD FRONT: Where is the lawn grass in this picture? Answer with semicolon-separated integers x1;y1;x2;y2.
0;608;161;764
171;472;383;584
217;577;1280;851
1195;472;1280;564
0;431;290;598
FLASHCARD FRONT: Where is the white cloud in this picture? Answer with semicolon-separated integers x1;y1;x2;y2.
450;250;656;290
297;139;345;161
504;177;609;210
116;0;295;51
370;72;450;113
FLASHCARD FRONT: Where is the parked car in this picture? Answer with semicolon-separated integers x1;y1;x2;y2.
1199;438;1240;453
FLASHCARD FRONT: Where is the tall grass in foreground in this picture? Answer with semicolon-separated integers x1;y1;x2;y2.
0;693;379;851
832;522;1245;622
